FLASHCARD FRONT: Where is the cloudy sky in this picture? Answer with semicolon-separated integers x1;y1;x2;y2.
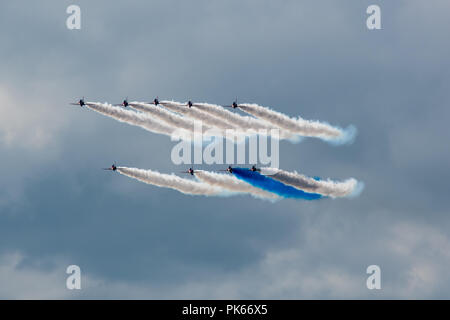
1;0;450;299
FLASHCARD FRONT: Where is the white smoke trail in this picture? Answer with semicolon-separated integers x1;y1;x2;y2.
194;102;294;137
130;101;265;139
238;103;355;143
193;102;269;129
163;101;295;140
260;167;360;198
85;102;191;140
158;101;241;130
195;170;279;200
117;167;223;196
128;102;217;133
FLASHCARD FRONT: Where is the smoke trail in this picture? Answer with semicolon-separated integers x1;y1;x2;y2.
232;168;322;200
197;103;297;141
193;102;269;129
132;101;274;140
260;168;360;198
85;102;191;140
195;170;279;200
128;102;218;134
117;167;223;196
158;101;241;131
238;103;355;143
164;101;296;140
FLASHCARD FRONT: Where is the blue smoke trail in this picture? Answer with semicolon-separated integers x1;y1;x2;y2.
232;168;323;200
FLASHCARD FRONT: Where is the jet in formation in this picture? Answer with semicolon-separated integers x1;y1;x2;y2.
103;163;117;171
114;97;129;107
70;97;86;107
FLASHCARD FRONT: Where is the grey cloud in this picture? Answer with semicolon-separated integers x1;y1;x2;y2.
1;0;450;298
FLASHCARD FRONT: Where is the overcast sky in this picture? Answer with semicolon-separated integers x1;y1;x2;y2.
1;0;450;299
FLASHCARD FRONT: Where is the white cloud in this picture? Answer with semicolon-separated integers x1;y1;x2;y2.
0;253;72;299
4;220;450;299
0;86;68;150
